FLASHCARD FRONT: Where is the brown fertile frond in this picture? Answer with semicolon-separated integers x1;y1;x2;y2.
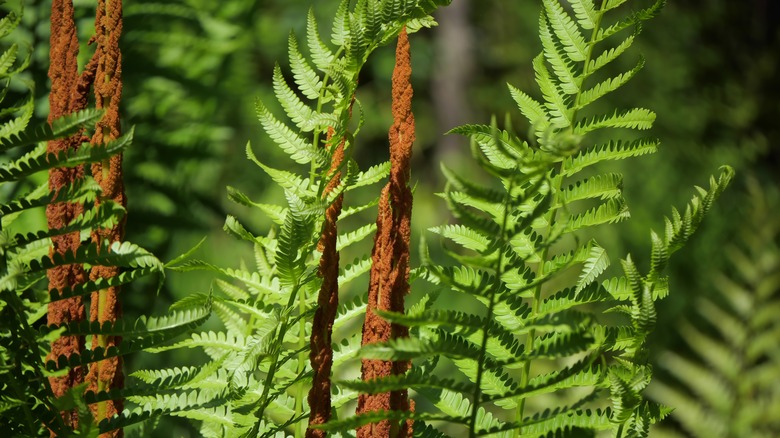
307;128;346;438
46;0;91;431
357;27;416;438
85;0;126;434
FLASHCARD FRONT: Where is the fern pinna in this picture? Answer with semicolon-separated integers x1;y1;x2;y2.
324;0;734;437
154;1;447;437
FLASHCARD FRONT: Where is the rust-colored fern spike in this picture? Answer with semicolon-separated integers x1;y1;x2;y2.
85;0;126;434
306;127;346;438
46;0;95;431
356;27;416;438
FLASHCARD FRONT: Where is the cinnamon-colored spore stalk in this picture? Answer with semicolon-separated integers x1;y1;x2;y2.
46;0;94;430
356;28;416;438
85;0;126;434
306;128;345;438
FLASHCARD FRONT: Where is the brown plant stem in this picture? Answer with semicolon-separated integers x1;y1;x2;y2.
356;28;416;438
46;0;94;431
306;128;345;438
85;0;125;434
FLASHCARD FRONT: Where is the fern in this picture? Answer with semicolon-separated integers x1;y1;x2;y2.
0;4;176;435
144;2;448;436
324;1;733;436
648;180;780;438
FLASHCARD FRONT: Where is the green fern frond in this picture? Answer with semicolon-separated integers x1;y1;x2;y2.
360;330;485;362
0;95;32;140
542;0;587;62
510;406;612;437
0;109;103;152
509;83;549;130
340;369;475;396
577;57;644;109
45;305;211;371
2;201;124;249
346;160;391;190
58;302;213;339
24;240;162;275
100;390;233;432
0;177;101;218
648;179;778;438
573;108;655;135
338;254;372;286
331;0;350;47
0;128;133;183
254;101;327;167
273;64;337;134
596;0;665;42
288;33;323;100
336;222;376;251
565;197;630;232
358;1;733;437
558;173;623;206
146;330;244;354
562;138;658;177
171;260;285;302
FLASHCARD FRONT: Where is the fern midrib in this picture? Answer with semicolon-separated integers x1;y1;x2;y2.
469;176;516;438
515;5;606;433
310;47;344;187
572;7;605;121
254;278;305;433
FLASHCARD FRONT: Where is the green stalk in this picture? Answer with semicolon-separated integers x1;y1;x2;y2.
469;176;516;438
294;284;307;438
310;48;344;186
254;280;303;433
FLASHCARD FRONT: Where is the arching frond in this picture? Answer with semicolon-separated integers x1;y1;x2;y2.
352;1;733;437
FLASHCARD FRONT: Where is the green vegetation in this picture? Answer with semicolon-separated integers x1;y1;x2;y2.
0;0;777;437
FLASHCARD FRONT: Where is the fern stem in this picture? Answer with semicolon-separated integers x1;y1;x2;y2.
253;281;304;432
295;289;307;438
571;5;605;122
515;176;556;433
470;176;515;438
310;48;344;186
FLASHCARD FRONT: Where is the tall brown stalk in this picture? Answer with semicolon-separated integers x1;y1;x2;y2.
46;0;96;430
306;128;345;438
85;0;126;434
356;28;416;438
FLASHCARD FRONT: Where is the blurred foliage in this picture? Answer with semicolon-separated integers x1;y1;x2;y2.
647;179;780;437
12;0;779;435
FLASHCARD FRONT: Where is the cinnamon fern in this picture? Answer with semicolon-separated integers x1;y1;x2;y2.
0;3;205;435
324;0;733;436
148;1;449;436
1;0;741;436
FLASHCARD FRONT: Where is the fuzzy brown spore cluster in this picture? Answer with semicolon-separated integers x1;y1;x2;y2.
86;0;126;433
46;0;126;433
356;28;416;438
46;0;94;429
306;128;345;438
